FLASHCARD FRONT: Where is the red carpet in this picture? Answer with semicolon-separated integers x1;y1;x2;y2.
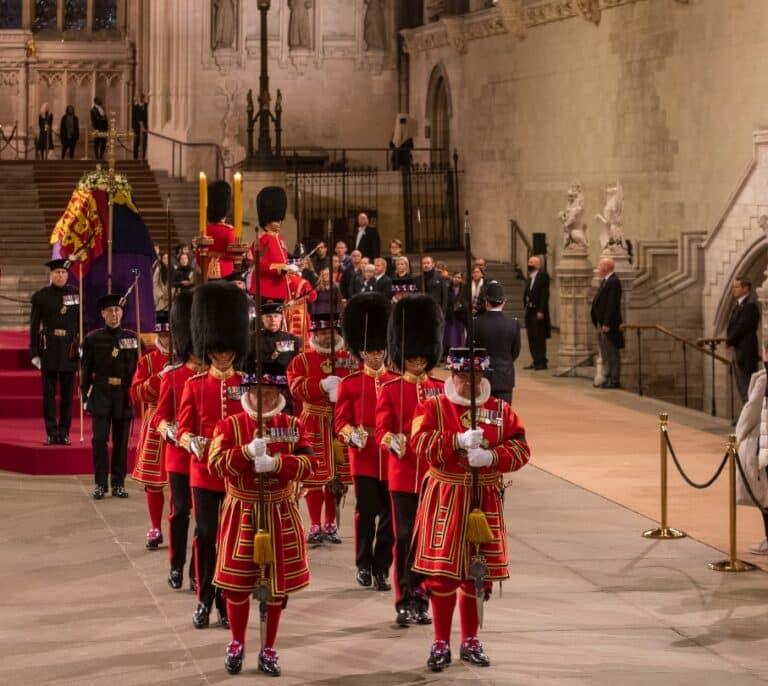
0;330;137;475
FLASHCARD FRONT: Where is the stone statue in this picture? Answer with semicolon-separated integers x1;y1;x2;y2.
364;0;387;51
559;182;589;250
288;0;312;50
212;0;237;50
596;182;627;255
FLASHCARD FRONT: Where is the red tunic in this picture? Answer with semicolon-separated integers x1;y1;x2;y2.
152;360;204;475
285;273;316;347
335;367;398;481
287;348;358;486
209;411;315;595
203;222;236;280
410;393;530;580
177;367;245;492
130;348;169;486
254;230;290;299
375;373;444;494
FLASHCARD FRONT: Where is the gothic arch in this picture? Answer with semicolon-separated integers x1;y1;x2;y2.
713;236;767;335
425;63;453;167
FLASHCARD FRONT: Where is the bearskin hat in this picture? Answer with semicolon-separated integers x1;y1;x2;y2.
170;288;194;362
207;180;232;223
191;282;250;363
342;292;391;360
257;186;287;228
387;294;444;373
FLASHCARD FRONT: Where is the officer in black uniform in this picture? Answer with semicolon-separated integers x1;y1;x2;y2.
29;259;80;445
81;293;139;500
258;298;301;411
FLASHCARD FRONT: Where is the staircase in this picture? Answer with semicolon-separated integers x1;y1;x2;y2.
0;159;195;330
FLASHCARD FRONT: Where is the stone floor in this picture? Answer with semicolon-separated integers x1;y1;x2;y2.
2;341;768;685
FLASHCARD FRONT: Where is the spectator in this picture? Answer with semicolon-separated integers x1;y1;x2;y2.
90;97;108;160
335;241;351;270
444;272;467;349
394;255;411;279
360;264;376;292
523;255;551;371
153;252;171;311
59;105;79;160
469;265;486;316
311;241;330;274
353;212;381;260
386;239;406;276
341;250;364;300
727;275;761;402
371;257;392;300
420;255;449;318
131;91;148;161
473;256;487;273
310;267;343;316
300;256;318;288
37;103;53;161
591;256;624;388
435;260;449;279
173;253;195;293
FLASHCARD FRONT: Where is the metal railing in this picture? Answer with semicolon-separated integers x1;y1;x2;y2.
147;131;226;180
283;146;444;172
621;324;735;421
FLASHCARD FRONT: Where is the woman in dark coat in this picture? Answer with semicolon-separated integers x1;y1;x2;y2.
59;105;79;159
37;103;54;160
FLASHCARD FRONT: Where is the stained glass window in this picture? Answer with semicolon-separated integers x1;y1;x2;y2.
64;0;87;30
32;0;57;31
0;0;22;29
93;0;117;30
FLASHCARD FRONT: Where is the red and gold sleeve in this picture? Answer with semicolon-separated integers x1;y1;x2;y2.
129;354;151;406
487;405;530;473
259;232;287;275
375;383;398;451
176;380;198;453
334;376;357;443
152;372;174;433
410;397;465;470
208;415;253;478
287;354;326;403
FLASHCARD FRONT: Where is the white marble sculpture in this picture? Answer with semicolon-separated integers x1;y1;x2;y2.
560;182;589;250
596;181;627;255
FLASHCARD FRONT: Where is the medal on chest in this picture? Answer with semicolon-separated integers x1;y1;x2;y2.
112;347;119;358
60;305;67;315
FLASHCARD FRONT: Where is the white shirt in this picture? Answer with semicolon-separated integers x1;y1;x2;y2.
355;227;367;249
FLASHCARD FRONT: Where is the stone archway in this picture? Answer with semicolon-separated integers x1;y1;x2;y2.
425;63;452;168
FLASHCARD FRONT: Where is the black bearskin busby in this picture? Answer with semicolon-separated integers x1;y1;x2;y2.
257;186;287;228
191;282;250;363
387;294;444;372
207;180;232;224
342;292;391;360
170;288;194;362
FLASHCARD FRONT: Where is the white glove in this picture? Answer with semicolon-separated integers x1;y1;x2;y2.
458;428;484;451
467;447;493;468
284;263;300;274
246;436;267;458
350;427;368;449
253;453;277;473
320;375;341;402
189;435;210;461
165;423;178;445
389;433;407;458
31;356;41;370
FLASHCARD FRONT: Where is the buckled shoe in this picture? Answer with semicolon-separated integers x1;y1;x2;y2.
192;602;211;629
307;524;324;546
412;602;432;625
225;640;244;675
460;637;490;667
258;647;281;676
112;485;129;498
356;568;372;587
93;485;106;500
395;606;412;627
60;432;71;446
427;640;451;672
145;528;163;549
323;522;342;544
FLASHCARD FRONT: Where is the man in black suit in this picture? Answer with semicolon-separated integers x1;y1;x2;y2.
90;97;108;160
371;258;392;300
726;276;760;402
131;91;148;160
353;212;381;260
473;281;521;403
591;257;624;389
420;255;449;317
522;255;551;370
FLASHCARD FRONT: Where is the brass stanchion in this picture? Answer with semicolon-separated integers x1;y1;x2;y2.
709;434;757;572
643;412;686;539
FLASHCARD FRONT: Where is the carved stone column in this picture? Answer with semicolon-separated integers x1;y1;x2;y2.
556;247;594;373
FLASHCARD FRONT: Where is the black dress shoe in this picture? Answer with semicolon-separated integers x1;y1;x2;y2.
192;602;211;629
168;567;183;589
217;606;229;629
225;641;244;675
60;433;71;446
44;434;57;446
258;648;281;677
373;571;391;591
396;606;412;626
93;485;106;500
413;604;432;625
112;486;129;498
356;568;372;587
427;641;451;672
323;525;342;544
534;364;548;370
460;639;490;666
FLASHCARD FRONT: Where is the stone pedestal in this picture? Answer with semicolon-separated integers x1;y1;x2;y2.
241;170;297;251
556;248;594;373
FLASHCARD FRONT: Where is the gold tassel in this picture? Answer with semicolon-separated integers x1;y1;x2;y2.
253;529;275;564
466;509;494;544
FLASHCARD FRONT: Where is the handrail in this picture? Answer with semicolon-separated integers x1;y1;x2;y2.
510;219;532;271
283;146;446;171
147;130;225;180
621;323;735;420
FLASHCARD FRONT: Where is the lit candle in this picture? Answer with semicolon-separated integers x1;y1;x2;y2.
233;172;242;240
199;172;207;236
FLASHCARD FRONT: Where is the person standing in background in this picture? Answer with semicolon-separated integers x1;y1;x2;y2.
37;103;53;160
90;97;108;160
726;275;761;403
132;92;149;161
591;257;624;389
522;255;551;371
59;105;79;159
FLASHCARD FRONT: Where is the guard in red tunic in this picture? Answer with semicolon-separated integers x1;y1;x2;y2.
177;282;250;629
287;312;357;544
152;289;204;590
335;293;398;591
130;309;171;549
375;294;444;626
209;362;315;676
411;348;530;672
285;270;317;347
201;180;236;280
251;186;300;300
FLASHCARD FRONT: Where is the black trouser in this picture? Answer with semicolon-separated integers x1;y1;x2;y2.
132;130;147;160
94;137;106;160
354;476;394;574
91;413;130;489
169;471;195;573
192;486;225;610
42;370;74;437
61;142;75;159
390;490;419;609
525;310;548;367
